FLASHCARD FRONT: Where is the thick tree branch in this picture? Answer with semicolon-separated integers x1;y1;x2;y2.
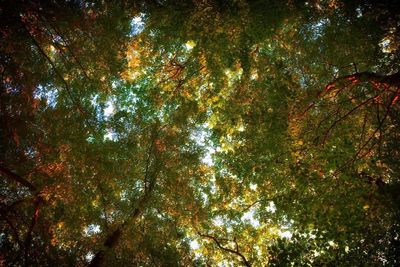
0;165;37;192
324;70;400;93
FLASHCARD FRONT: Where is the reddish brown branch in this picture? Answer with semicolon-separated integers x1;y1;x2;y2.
324;70;400;94
358;111;368;151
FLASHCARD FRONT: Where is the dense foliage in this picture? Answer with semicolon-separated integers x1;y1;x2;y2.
1;0;399;266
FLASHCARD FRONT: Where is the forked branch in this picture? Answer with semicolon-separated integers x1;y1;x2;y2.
198;232;251;267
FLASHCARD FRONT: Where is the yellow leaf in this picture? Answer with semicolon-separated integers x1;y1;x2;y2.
185;40;196;50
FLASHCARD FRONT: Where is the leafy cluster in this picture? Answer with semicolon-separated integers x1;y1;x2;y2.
1;0;399;266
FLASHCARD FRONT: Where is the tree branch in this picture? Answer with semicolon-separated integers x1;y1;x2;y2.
0;211;23;249
24;196;44;265
324;70;400;93
19;19;87;116
88;126;162;267
333;92;395;175
40;15;92;81
0;165;37;192
321;92;382;144
198;232;251;267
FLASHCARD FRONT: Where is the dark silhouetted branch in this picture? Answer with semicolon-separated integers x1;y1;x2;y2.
24;196;44;265
198;232;251;267
0;166;36;192
19;20;87;116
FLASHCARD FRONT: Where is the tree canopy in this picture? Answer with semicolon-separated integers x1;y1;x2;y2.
1;0;400;266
